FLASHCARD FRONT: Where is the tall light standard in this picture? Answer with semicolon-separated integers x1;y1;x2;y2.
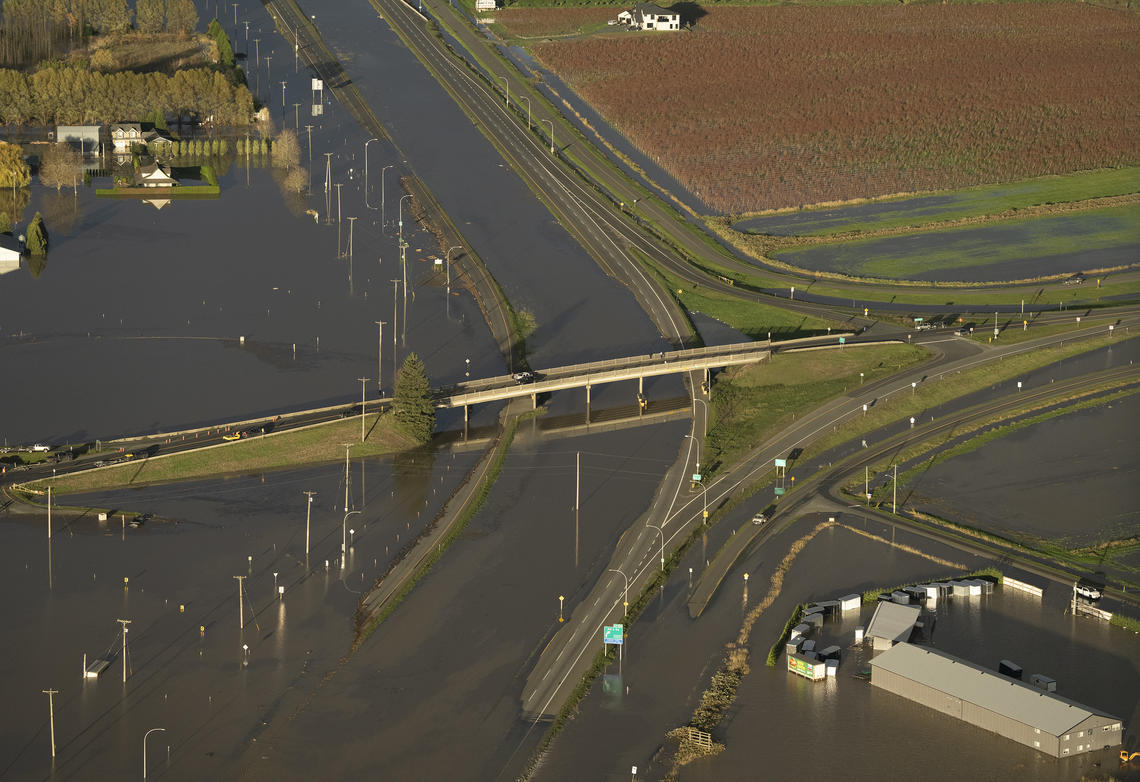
647;523;665;571
541;119;554;154
303;491;317;560
42;689;58;760
357;377;369;442
607;567;629;616
519;96;531;129
375;321;386;394
684;433;701;474
692;397;708;439
495;73;509;107
380;165;393;226
364;138;379;209
143;727;166;780
342;510;361;562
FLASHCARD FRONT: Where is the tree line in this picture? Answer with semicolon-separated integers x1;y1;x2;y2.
1;0;199;67
0;65;254;126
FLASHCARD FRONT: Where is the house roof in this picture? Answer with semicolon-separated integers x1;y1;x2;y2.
112;123;142;132
866;601;920;644
134;163;178;185
634;3;675;16
871;643;1119;736
0;233;22;258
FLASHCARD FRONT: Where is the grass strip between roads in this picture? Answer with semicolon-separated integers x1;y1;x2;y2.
352;413;527;650
26;415;417;497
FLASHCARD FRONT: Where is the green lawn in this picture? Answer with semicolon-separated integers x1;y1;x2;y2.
705;343;928;473
735;167;1140;237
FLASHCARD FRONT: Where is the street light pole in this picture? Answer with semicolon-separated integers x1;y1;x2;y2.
375;321;386;394
364;138;378;209
446;245;462;316
357;377;369;442
143;727;166;780
541;119;554;154
647;523;665;571
399;194;412;243
342;510;361;562
607;568;629;615
234;575;246;630
303;491;317;560
496;73;509;107
519;96;531;129
684;433;701;474
692;397;708;439
381;165;393;226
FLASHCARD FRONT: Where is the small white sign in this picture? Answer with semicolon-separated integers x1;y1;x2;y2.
312;78;324;90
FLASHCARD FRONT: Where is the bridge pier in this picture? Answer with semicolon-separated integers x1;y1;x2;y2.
531;393;537;409
638;376;643;394
585;383;590;424
463;405;469;440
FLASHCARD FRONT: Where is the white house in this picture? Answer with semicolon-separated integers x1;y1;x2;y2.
0;234;22;274
617;3;680;30
475;0;496;9
134;162;179;188
111;123;144;152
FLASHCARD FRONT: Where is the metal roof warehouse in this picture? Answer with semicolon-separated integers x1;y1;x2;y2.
871;643;1122;758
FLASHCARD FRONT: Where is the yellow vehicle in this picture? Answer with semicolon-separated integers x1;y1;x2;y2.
222;432;244;441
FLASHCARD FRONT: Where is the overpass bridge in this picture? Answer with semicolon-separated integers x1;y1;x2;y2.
435;334;855;422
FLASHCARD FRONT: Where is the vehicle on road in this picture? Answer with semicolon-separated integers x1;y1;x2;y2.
513;371;537;384
1075;580;1102;600
752;512;767;525
222;431;244;441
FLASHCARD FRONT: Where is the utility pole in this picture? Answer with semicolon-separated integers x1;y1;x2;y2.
47;485;52;589
375;321;386;394
400;240;408;346
232;2;237;25
244;20;249;41
293;103;301;128
865;465;869;504
347;216;357;258
323;152;332;193
234;575;246;630
264;54;272;85
305;125;313;162
43;689;58;759
357;378;369;442
254;38;260;68
303;491;317;559
117;619;131;683
575;451;580;568
280;80;286;110
335;183;343;225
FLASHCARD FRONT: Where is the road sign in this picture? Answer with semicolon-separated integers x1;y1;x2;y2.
914;317;924;323
692;473;702;482
312;78;324;90
774;487;785;496
774;458;786;468
604;624;624;645
839;337;846;345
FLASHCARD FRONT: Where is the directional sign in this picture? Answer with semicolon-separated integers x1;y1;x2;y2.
692;474;702;482
839;337;846;345
312;78;324;90
604;624;624;645
774;487;786;496
914;317;924;323
774;458;787;468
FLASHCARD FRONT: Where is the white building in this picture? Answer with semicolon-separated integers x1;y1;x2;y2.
617;3;680;31
0;234;22;274
475;0;496;9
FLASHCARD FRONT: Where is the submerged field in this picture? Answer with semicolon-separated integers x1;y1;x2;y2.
772;203;1140;282
526;4;1140;213
734;168;1140;238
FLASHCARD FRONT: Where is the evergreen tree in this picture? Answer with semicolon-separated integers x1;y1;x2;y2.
25;211;47;256
0;212;10;234
0;140;30;188
164;0;197;34
393;353;435;443
135;0;165;33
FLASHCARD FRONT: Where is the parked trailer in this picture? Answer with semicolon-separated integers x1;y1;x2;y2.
999;659;1023;680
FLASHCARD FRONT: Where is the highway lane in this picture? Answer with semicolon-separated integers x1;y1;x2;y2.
518;315;1140;725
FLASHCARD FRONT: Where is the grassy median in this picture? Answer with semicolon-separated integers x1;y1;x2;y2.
28;415;418;496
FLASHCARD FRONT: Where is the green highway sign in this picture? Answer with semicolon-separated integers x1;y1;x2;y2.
774;487;786;496
774;458;787;468
604;624;624;645
692;474;702;482
839;337;846;345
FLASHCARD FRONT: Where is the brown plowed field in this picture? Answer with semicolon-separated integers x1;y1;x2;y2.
527;4;1140;213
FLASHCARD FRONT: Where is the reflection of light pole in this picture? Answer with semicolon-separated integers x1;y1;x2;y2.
143;727;165;780
375;321;386;394
446;245;462;317
398;194;412;242
607;568;629;615
303;491;317;559
541;119;554;154
519;96;531;129
342;510;361;562
647;523;665;571
357;377;369;442
364;138;378;209
43;689;58;759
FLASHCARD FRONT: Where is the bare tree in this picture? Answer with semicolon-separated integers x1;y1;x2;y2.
39;142;81;192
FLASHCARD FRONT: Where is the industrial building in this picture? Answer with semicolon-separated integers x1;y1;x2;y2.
865;601;920;650
871;643;1123;758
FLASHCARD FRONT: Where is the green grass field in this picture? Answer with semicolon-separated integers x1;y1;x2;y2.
735;168;1140;237
772;203;1140;282
33;415;417;495
706;343;929;472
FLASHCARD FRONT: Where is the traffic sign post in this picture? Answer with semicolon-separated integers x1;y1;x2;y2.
604;624;624;645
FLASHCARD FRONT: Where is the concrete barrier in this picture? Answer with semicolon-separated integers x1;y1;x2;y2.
1003;576;1043;597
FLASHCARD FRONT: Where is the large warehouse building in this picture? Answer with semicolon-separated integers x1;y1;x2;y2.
871;643;1122;758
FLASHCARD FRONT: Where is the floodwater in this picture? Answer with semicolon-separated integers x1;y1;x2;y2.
0;448;481;780
773;205;1140;282
0;0;671;446
231;419;692;782
536;516;1140;782
912;392;1140;546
